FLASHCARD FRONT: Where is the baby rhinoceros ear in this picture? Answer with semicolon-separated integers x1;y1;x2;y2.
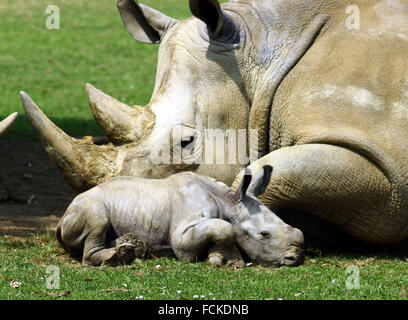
237;168;252;201
247;165;273;197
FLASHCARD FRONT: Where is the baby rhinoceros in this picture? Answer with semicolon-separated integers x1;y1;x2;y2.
57;166;305;267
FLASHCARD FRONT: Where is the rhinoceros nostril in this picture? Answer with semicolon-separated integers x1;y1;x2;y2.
281;247;305;266
283;254;297;262
282;256;300;266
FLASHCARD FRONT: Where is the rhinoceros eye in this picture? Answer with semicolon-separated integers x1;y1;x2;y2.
260;231;270;239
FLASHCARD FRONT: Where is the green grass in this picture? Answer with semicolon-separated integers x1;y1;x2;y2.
1;0;408;300
0;0;192;138
0;232;407;300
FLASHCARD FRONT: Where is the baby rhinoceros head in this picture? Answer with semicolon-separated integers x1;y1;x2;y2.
233;166;304;267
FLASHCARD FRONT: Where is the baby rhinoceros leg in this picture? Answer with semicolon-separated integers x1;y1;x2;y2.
110;233;148;259
81;214;138;267
172;219;245;268
101;243;137;267
58;196;138;267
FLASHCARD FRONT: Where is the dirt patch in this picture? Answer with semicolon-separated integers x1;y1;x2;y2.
0;140;76;236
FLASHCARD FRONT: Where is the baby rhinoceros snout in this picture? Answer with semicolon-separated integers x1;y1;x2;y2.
280;227;305;267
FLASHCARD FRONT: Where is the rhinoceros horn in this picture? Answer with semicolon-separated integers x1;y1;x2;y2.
86;83;155;145
20;91;139;192
0;112;18;138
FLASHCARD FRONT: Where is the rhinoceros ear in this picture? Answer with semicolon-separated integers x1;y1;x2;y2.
189;0;225;38
237;168;252;201
116;0;179;44
247;165;273;197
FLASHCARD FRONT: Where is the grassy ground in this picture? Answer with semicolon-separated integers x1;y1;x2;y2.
0;0;192;138
0;232;408;300
1;0;408;300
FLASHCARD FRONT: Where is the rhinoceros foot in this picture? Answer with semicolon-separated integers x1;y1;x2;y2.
208;252;245;268
102;243;137;266
208;252;223;266
226;259;246;269
110;233;148;259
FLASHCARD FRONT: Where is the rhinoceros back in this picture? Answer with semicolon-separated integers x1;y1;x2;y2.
94;176;175;241
270;0;408;216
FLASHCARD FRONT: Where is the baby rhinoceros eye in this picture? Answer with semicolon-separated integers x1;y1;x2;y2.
260;231;271;239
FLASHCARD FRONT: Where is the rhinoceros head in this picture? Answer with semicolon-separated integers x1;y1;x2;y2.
234;166;305;266
21;0;261;192
0;113;18;139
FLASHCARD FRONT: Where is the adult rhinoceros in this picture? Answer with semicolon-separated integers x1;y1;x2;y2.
21;0;408;244
0;113;17;138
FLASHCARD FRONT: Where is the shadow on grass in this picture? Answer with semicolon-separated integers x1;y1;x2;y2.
306;237;408;261
3;116;104;140
278;208;408;260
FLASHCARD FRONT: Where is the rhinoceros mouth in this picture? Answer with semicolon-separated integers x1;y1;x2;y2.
20;85;156;192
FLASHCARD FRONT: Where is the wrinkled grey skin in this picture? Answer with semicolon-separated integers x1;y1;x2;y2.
0;113;17;138
21;0;408;244
57;166;304;267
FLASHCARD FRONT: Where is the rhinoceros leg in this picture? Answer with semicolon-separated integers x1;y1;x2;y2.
58;197;138;266
82;225;139;266
110;233;148;259
232;144;399;244
111;233;176;259
172;219;244;267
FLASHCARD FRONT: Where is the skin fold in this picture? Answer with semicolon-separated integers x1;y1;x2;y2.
57;167;304;267
21;0;408;243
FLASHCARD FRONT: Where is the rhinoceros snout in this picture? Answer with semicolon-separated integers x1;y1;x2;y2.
281;228;305;266
281;247;305;267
